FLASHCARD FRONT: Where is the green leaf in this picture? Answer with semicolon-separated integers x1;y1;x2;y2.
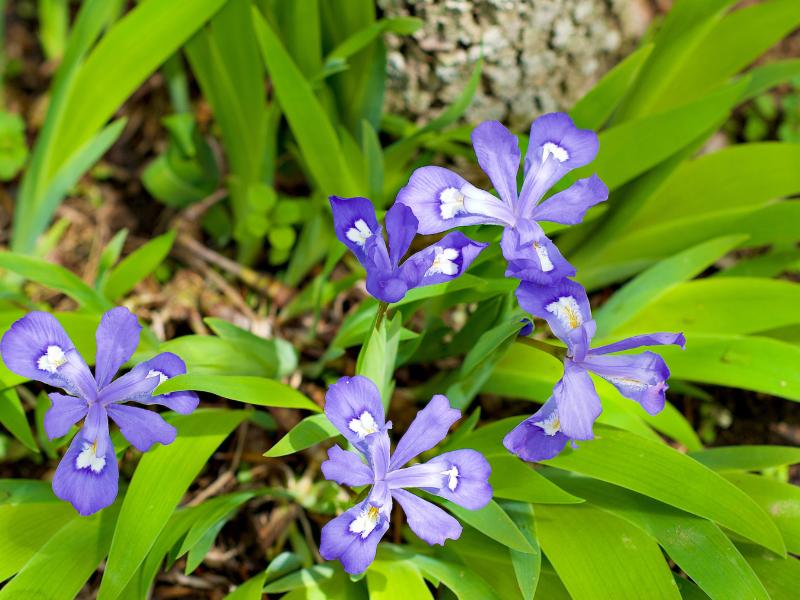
159;335;283;378
0;252;110;312
102;230;176;301
689;446;800;471
570;44;653;130
725;472;800;554
356;311;402;409
547;473;770;600
0;387;38;452
0;502;76;581
594;235;746;337
156;374;321;412
427;494;534;553
252;7;358;196
98;409;247;600
743;58;800;100
502;501;541;600
176;491;256;560
0;111;29;181
544;426;786;554
739;543;800;600
205;317;298;378
264;413;338;457
225;570;270;600
367;557;432;599
487;455;583;505
405;552;500;600
0;502;119;599
536;504;681;600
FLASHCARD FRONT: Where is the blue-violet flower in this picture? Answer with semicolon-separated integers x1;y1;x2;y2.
319;375;492;574
0;307;198;515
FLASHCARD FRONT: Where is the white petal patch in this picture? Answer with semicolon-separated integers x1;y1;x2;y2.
545;296;583;330
349;505;380;539
348;410;379;439
425;247;460;277
439;187;466;219
542;142;570;163
76;441;106;473
345;219;373;247
604;375;650;393
534;411;561;436
37;345;67;373
532;242;554;272
441;465;460;492
147;369;169;385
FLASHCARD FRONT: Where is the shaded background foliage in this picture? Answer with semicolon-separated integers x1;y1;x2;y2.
0;0;799;598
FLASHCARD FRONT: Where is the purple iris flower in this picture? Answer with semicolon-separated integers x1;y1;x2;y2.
396;113;608;284
330;196;488;303
318;375;492;574
503;279;685;462
0;307;198;516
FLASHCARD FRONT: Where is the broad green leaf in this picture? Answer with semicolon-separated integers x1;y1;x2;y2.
615;278;800;337
226;570;270;600
159;335;282;377
488;455;583;505
176;491;255;558
536;504;680;600
570;44;653;130
659;334;800;401
547;473;770;600
102;230;175;301
0;387;38;452
503;501;541;600
725;472;800;554
264;565;335;593
0;252;110;312
356;312;401;409
739;543;800;600
252;7;358;195
594;235;746;336
156;374;321;412
689;446;800;472
205;317;298;378
0;479;60;504
0;502;76;581
0;502;119;599
264;413;338;457
744;58;800;100
427;495;534;553
405;551;500;600
98;409;247;600
544;426;786;554
367;558;432;599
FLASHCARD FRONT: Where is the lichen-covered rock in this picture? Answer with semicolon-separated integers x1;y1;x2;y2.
380;0;653;129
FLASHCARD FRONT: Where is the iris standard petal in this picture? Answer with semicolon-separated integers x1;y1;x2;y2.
554;362;601;441
106;403;177;451
321;444;374;487
384;203;418;268
53;427;118;516
128;352;199;414
589;332;686;355
502;226;576;286
515;278;592;351
503;398;569;462
319;499;391;575
97;365;161;406
44;393;88;440
530;174;609;225
581;351;672;416
421;449;493;510
0;311;77;390
392;488;462;546
94;307;142;389
82;402;110;456
365;429;392;481
330;196;381;267
324;375;386;450
471;120;520;206
525;112;599;175
398;232;488;290
396;166;512;234
389;394;460;470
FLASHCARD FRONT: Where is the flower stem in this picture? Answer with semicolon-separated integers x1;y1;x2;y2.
374;302;389;331
516;336;567;360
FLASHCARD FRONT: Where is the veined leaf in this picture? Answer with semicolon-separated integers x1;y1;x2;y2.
225;570;270;599
487;455;583;505
404;550;500;600
264;413;338;457
367;557;432;599
156;374;321;412
536;503;680;600
102;230;175;301
356;312;402;409
739;543;800;600
98;409;247;600
689;446;800;472
0;387;38;452
502;501;541;600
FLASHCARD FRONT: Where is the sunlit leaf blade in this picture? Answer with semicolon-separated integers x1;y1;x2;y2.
264;413;338;457
156;374;321;412
689;446;800;472
537;504;681;600
98;409;247;599
367;557;432;599
225;570;269;599
502;501;541;600
739;543;800;600
102;230;176;301
488;455;583;505
0;387;38;452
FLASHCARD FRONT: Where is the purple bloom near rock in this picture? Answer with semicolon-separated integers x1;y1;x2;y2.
330;196;488;303
319;375;492;574
396;113;608;285
0;307;198;515
504;279;685;462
